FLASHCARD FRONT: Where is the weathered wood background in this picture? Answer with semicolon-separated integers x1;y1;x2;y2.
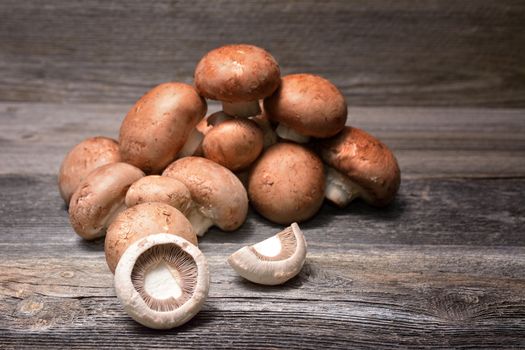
0;0;524;106
1;0;525;349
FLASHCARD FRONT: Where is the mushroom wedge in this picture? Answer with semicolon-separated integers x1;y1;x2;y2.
228;223;307;285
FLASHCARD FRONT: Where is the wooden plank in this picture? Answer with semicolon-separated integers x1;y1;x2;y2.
0;174;524;253
1;103;524;178
1;246;524;349
0;0;524;106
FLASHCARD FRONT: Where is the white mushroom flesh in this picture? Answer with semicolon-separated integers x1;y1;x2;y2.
324;166;362;207
228;223;307;285
177;128;205;158
275;124;310;143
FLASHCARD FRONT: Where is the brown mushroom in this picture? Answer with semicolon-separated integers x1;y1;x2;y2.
162;157;248;236
315;126;401;207
105;202;197;273
202;118;264;172
58;136;121;204
119;82;207;174
177;111;232;158
194;44;280;118
69;162;144;240
264;73;347;143
248;143;325;224
125;175;193;215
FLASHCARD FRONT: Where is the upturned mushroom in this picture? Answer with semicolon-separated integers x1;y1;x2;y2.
202;118;264;172
315;126;401;207
228;223;307;285
114;233;209;329
264;73;347;143
105;202;197;273
69;162;144;240
194;44;281;118
119;82;207;174
58;136;121;204
125;175;193;215
248;143;325;224
162;157;248;236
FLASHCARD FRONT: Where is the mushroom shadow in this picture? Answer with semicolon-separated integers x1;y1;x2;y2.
76;235;105;253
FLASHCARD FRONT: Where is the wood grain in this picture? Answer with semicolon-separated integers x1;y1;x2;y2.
1;103;524;178
1;101;524;347
0;0;524;106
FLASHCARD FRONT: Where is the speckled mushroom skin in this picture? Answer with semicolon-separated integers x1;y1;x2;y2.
125;175;193;215
264;73;347;138
248;143;325;224
162;157;248;231
58;136;121;204
316;126;401;206
69;162;145;240
119;82;207;174
202;118;264;172
194;44;280;103
105;202;197;273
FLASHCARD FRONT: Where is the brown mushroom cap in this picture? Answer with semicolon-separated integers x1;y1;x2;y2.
69;162;145;240
105;202;197;273
125;175;193;215
202;118;264;172
316;126;401;206
264;73;347;138
194;44;280;103
119;82;207;174
162;157;248;234
196;111;233;136
248;143;325;224
58;136;121;204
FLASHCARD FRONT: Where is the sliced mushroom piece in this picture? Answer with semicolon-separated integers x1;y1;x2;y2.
125;175;193;215
162;157;248;236
105;202;197;273
228;223;307;285
58;136;121;204
264;73;347;143
115;233;209;329
248;143;325;224
202;118;264;172
315;126;401;207
119;82;207;174
194;44;281;118
69;162;144;240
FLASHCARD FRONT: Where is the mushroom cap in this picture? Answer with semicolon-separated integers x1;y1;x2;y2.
114;233;209;329
202;118;264;172
195;111;233;136
125;175;192;215
105;202;197;273
194;44;281;103
248;143;325;224
316;126;401;206
58;136;121;204
263;73;347;138
119;82;207;174
69;162;145;240
162;157;248;231
228;223;307;285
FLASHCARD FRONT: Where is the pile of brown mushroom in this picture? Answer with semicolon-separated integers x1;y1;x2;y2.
58;44;400;329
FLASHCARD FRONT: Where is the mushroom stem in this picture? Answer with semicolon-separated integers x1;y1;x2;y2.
324;166;361;207
276;124;310;143
185;207;214;237
252;116;277;149
178;128;205;158
222;100;261;118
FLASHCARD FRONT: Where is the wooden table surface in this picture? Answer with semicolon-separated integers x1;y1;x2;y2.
0;102;524;348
